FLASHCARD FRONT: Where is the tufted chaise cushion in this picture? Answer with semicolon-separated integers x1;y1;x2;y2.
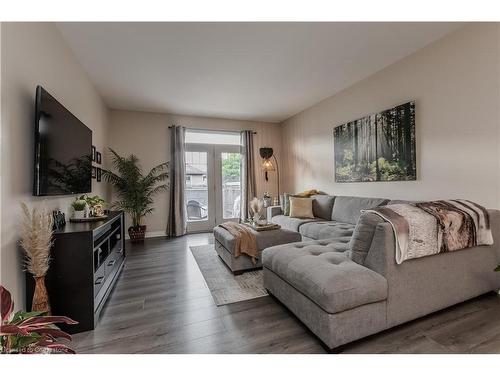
262;239;388;314
299;220;355;240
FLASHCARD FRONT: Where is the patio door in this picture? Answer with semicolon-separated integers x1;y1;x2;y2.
215;145;241;224
184;132;242;233
185;144;215;232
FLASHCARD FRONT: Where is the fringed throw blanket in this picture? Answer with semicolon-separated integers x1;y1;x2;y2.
364;200;493;264
218;222;259;264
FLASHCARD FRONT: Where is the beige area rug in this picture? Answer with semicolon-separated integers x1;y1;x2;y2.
189;244;268;306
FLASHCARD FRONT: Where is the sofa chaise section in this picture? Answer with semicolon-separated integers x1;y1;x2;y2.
263;240;388;314
263;238;388;349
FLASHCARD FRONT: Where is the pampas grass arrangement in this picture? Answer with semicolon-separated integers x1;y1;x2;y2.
19;202;54;313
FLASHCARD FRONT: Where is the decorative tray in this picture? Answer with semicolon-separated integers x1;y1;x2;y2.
69;215;108;223
242;222;281;232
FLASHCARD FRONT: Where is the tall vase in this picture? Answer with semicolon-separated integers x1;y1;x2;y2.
32;276;51;314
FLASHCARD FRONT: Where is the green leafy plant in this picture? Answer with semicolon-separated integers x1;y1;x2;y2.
79;194;105;208
0;285;77;354
102;148;168;228
71;199;87;212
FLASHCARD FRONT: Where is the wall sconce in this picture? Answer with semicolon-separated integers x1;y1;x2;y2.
259;147;280;199
262;159;275;176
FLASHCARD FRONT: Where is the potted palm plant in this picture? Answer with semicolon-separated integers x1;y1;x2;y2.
102;148;168;243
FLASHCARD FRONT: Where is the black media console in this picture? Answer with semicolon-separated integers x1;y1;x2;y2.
26;211;126;333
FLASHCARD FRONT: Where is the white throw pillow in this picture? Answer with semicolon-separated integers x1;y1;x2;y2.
289;197;314;219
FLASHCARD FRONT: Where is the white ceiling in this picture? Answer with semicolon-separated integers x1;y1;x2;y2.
57;22;463;123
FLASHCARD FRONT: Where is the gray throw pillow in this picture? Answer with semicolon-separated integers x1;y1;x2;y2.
311;195;335;220
349;212;385;265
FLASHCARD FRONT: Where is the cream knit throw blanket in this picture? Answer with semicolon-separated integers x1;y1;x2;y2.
364;200;493;264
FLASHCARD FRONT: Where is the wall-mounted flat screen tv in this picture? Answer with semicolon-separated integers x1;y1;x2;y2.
33;86;92;196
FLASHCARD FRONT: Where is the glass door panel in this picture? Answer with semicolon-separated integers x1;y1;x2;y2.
185;151;208;222
221;152;241;220
185;146;215;232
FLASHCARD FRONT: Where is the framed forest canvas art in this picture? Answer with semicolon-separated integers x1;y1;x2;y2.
334;101;416;182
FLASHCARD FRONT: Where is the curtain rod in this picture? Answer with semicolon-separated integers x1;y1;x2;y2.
168;126;257;135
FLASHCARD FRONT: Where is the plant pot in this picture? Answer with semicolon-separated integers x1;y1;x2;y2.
128;225;146;243
73;210;85;220
32;276;51;314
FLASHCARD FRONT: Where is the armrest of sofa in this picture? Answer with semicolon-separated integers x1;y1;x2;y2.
267;205;283;219
361;222;395;277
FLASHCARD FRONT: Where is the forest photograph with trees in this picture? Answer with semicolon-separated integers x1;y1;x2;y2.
334;101;416;182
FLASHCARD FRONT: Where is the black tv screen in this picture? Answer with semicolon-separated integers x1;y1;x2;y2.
34;86;92;196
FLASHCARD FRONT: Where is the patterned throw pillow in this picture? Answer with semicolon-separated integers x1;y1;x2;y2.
282;193;291;216
280;194;286;211
289;197;314;219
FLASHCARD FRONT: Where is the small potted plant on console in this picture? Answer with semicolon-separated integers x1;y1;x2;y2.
71;198;87;220
79;194;106;217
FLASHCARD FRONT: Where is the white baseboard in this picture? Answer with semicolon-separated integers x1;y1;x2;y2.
146;231;167;238
125;230;166;240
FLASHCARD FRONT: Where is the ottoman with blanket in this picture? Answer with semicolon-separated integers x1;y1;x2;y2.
213;225;301;275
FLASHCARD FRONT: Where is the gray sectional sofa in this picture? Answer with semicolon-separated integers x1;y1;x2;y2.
263;195;500;350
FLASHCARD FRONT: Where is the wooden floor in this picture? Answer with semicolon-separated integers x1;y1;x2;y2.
72;234;500;354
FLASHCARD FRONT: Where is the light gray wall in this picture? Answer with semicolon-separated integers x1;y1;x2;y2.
280;24;500;209
0;23;110;307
